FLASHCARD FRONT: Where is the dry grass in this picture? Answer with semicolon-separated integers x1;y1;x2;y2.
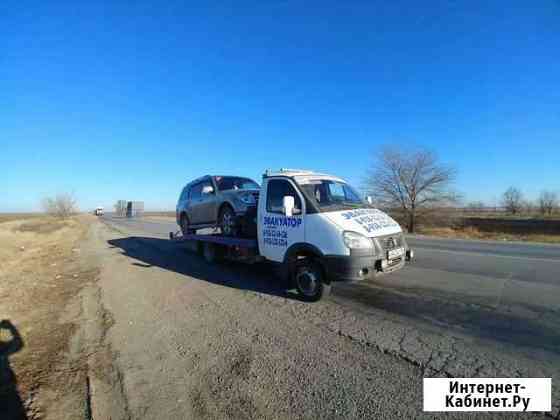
460;211;560;220
0;213;43;224
417;226;560;244
0;215;96;418
16;219;67;234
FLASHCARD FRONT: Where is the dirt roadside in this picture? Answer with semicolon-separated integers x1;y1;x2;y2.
0;215;126;420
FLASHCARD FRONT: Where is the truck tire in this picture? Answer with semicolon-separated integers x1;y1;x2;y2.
202;242;223;263
202;242;216;263
219;206;238;237
293;259;331;302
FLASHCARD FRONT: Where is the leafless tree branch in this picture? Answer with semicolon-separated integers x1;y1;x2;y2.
364;146;458;232
501;187;523;215
41;192;78;219
538;190;558;216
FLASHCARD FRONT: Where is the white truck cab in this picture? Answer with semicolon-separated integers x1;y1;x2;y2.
257;169;411;299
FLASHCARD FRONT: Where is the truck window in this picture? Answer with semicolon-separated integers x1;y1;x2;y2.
299;179;363;211
327;183;345;201
189;183;202;200
266;179;302;214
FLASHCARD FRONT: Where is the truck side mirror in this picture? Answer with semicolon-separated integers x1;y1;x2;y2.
366;195;373;205
283;196;295;217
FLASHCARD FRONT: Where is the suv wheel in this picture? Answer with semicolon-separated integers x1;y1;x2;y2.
219;206;238;236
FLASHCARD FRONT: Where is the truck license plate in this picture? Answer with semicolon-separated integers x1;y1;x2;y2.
387;247;404;260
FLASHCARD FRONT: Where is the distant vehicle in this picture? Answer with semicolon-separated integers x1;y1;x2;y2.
126;201;144;218
94;207;104;216
176;175;260;236
171;169;413;301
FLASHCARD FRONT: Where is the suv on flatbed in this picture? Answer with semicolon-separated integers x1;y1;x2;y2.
176;175;260;236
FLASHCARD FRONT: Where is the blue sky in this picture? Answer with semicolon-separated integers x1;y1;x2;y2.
2;1;559;211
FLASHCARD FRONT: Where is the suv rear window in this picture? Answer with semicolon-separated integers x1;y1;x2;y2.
215;177;259;191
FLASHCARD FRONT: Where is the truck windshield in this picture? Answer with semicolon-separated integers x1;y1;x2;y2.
298;179;366;211
215;176;260;191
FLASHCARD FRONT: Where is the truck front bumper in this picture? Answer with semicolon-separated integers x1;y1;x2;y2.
322;249;411;282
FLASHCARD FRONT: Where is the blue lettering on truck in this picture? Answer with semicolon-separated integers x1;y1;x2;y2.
263;216;302;228
341;209;398;233
263;216;302;247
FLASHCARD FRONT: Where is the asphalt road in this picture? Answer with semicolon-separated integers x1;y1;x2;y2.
98;214;560;418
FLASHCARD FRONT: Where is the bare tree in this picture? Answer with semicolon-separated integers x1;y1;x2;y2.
502;187;523;215
365;147;458;233
41;192;78;219
538;191;558;216
523;199;535;215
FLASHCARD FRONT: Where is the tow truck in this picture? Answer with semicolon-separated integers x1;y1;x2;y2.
170;169;413;301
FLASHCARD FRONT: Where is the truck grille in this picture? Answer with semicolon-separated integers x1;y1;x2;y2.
377;233;403;250
251;192;260;203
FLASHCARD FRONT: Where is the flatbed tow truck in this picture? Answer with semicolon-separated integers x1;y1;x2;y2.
170;169;413;301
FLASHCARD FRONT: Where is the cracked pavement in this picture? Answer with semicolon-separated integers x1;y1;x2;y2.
94;215;559;419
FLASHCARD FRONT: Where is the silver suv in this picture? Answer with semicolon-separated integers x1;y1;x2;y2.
176;175;260;236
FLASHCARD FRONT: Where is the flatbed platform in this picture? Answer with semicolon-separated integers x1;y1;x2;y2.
169;231;258;249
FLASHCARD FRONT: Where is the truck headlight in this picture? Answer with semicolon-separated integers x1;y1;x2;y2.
239;193;256;204
343;231;373;249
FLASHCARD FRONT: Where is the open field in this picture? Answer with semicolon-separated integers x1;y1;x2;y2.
385;209;560;244
0;215;103;419
417;226;560;244
421;216;560;243
0;213;43;224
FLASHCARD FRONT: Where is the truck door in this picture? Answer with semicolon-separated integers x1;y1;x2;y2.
258;178;305;262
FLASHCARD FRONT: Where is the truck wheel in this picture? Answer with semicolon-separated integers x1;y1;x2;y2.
202;242;216;263
202;242;223;263
293;259;331;302
180;214;193;236
219;206;238;236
